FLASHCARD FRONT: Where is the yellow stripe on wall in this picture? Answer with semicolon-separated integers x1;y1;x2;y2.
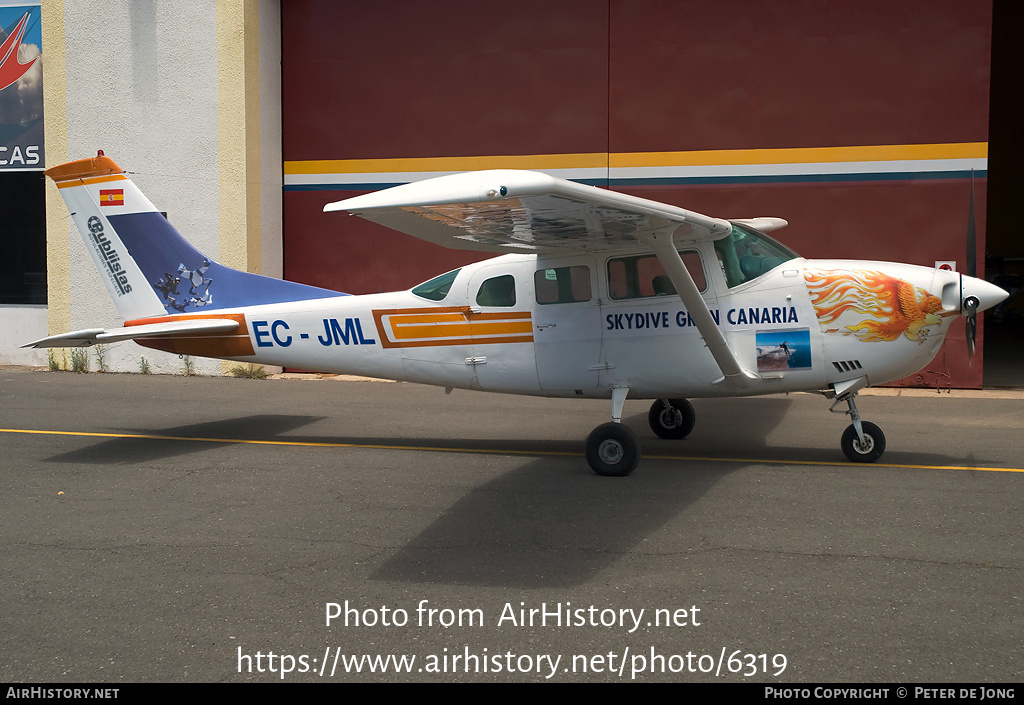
42;0;71;337
610;142;989;168
285;152;608;175
285;143;987;176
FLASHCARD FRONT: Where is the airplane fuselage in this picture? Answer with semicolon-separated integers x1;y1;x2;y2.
132;248;957;401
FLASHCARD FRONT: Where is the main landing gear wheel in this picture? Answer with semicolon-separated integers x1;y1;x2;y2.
648;398;696;439
841;421;886;462
586;422;640;477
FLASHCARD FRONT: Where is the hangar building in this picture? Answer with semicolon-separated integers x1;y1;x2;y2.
3;0;1015;387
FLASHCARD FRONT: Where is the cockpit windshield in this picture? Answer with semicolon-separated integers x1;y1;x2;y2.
411;268;461;301
714;224;800;288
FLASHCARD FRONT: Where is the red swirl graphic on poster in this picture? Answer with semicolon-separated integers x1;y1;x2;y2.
0;5;42;170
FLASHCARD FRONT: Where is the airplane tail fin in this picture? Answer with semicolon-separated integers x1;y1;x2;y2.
46;152;341;322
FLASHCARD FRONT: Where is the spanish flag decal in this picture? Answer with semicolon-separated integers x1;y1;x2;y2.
99;189;124;207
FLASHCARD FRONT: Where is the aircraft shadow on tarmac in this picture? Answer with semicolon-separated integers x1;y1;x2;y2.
371;396;797;589
45;414;329;465
368;398;1002;589
39;400;789;589
40;398;997;589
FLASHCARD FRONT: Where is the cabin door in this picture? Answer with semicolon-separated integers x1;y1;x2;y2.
531;257;602;392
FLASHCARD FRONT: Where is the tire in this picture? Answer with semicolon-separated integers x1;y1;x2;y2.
648;398;696;439
586;422;641;476
841;422;886;462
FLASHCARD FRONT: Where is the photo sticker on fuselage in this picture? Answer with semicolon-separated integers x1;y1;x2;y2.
755;328;811;372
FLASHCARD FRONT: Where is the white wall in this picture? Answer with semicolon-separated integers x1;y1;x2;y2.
39;0;282;375
0;306;48;366
61;1;220;374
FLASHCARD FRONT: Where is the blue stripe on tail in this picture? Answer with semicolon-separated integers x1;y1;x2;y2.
107;212;345;315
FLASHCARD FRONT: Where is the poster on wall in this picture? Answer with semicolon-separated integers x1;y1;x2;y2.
0;2;42;170
0;2;44;304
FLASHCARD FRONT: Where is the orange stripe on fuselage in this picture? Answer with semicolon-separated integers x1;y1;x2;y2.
387;312;468;325
373;307;533;349
391;321;534;340
125;313;255;357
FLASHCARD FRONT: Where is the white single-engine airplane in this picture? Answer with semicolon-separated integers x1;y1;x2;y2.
30;152;1008;475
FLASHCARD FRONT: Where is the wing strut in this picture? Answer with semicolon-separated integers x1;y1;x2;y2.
641;230;760;390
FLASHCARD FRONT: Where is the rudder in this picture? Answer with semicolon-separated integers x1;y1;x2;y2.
46;152;343;322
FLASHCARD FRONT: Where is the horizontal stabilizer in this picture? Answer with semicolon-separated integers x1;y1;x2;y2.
22;319;240;348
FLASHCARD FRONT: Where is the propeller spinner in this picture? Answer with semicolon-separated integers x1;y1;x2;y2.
960;172;1008;362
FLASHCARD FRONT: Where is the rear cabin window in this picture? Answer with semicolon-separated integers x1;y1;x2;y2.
534;266;591;304
607;251;705;300
475;274;517;307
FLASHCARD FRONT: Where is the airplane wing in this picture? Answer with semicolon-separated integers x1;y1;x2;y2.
22;318;240;348
327;170;763;389
324;170;733;253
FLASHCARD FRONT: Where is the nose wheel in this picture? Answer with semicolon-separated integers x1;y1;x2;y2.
841;421;886;462
831;391;886;463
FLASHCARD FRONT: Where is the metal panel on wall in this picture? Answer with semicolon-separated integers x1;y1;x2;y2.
281;0;992;385
606;0;991;386
282;0;610;296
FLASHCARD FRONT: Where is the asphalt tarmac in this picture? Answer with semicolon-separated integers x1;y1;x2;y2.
1;368;1021;683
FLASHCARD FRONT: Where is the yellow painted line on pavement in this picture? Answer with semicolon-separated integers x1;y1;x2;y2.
0;427;576;457
642;452;1024;473
3;427;1024;474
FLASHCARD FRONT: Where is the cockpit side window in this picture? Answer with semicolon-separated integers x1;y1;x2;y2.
535;265;591;304
715;224;799;288
476;274;517;307
412;268;461;301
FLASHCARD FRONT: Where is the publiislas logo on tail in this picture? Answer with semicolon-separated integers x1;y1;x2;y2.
87;216;132;296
